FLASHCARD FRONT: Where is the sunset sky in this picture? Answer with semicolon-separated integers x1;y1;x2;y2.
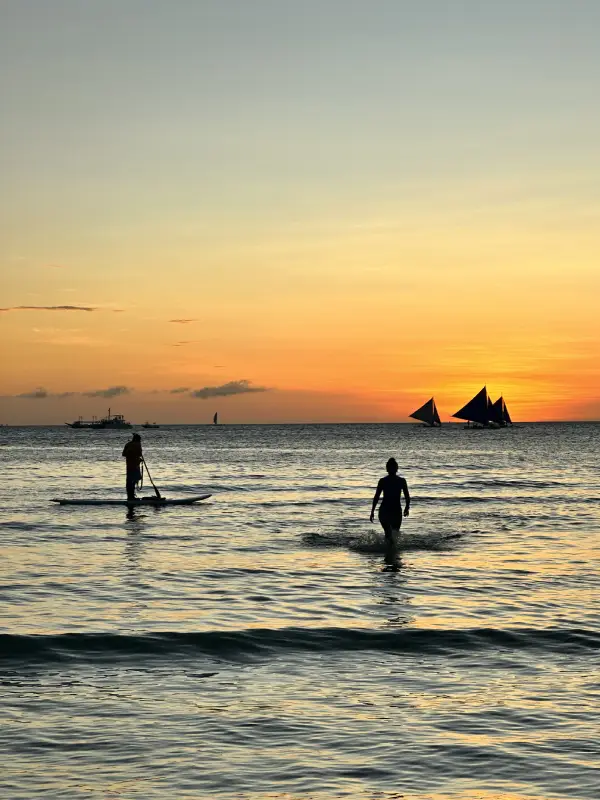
1;0;599;424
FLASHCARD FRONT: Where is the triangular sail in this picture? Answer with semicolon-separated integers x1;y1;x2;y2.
452;386;491;425
409;397;441;427
213;412;218;425
490;396;513;426
490;397;505;426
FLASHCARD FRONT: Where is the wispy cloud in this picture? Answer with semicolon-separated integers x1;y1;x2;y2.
190;380;268;399
16;388;75;399
17;387;49;399
83;386;130;398
11;383;265;402
0;305;95;313
171;340;198;347
14;385;130;400
169;318;197;324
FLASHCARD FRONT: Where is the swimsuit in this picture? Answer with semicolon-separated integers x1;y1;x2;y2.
378;475;404;536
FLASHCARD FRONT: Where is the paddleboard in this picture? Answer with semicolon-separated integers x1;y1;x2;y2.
51;494;211;507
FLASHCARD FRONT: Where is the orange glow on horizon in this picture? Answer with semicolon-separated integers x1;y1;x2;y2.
2;3;600;424
1;259;599;425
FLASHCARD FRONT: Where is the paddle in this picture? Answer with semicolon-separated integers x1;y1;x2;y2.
141;454;163;500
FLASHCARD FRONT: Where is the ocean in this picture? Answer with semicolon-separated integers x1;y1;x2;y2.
0;422;598;799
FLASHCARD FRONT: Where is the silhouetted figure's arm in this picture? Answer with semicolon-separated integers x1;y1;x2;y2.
402;478;411;517
370;479;383;523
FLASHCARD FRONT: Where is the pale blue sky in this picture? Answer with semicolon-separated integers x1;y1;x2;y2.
2;0;599;240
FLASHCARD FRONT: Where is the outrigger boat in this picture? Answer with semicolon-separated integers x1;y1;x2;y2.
453;386;494;428
66;408;132;429
409;397;441;427
452;387;513;428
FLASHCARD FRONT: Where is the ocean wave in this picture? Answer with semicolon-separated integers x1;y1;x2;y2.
0;520;81;533
163;483;233;493
467;478;569;488
256;497;362;508
417;494;565;504
1;626;598;665
433;478;570;489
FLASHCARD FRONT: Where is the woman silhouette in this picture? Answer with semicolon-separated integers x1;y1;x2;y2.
370;458;411;540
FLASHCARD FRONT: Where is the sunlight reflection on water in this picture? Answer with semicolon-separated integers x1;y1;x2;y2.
0;423;599;798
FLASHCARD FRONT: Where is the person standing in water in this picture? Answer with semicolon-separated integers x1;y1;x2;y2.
122;433;143;501
370;458;410;540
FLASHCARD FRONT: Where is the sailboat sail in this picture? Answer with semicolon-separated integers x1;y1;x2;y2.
452;386;491;426
213;412;218;425
490;397;504;426
409;397;441;427
490;396;513;426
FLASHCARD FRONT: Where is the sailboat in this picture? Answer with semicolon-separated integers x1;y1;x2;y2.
409;397;441;427
452;386;495;428
490;396;512;427
213;412;218;425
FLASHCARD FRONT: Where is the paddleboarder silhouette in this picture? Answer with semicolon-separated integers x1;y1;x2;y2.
122;433;143;501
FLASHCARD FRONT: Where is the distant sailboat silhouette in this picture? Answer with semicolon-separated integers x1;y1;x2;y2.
409;397;441;427
453;386;493;427
213;412;218;425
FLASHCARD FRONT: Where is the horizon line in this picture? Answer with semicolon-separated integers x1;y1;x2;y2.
2;420;599;428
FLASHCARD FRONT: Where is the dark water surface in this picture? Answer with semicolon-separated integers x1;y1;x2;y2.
1;423;599;799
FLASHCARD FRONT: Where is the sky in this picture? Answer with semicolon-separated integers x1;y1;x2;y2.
1;0;599;424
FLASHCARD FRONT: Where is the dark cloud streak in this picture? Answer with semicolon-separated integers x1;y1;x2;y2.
14;386;130;400
17;387;49;399
83;386;130;398
190;380;268;399
0;305;96;313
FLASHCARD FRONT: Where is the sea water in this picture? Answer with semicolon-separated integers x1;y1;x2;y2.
0;423;598;799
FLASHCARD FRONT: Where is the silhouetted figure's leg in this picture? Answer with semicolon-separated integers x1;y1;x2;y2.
378;508;401;541
126;473;136;501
